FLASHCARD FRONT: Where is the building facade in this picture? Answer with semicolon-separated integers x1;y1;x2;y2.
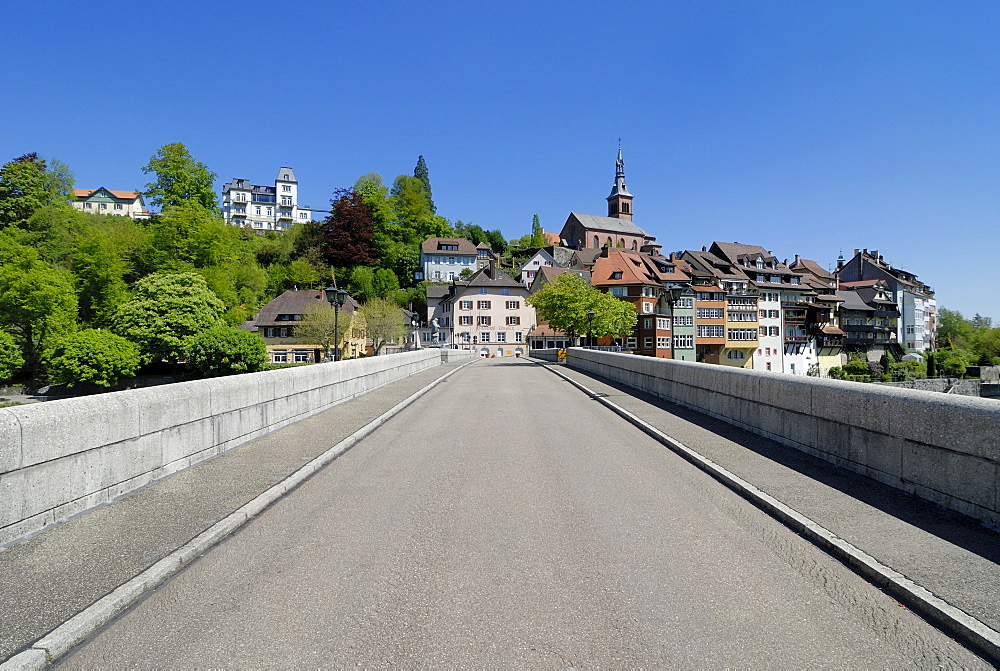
221;167;314;231
72;188;149;219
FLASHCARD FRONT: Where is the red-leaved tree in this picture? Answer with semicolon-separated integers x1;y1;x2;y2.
316;189;378;268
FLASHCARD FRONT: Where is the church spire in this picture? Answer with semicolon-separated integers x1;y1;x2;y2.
607;142;633;220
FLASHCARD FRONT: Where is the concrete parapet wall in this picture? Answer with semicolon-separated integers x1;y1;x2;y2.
567;349;1000;526
529;349;562;362
439;348;476;363
0;350;446;547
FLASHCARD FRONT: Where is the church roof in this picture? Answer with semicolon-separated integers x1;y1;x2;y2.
566;212;648;237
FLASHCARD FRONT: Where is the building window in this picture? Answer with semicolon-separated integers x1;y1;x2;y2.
657;336;669;348
611;287;626;297
697;308;724;319
271;351;287;363
675;297;693;308
760;326;768;336
282;185;291;192
497;332;506;343
294;351;310;363
114;203;123;210
673;334;694;348
460;300;472;310
507;316;520;325
99;203;107;209
644;337;654;348
697;325;725;338
674;315;693;326
727;329;757;341
769;326;780;336
506;300;519;309
642;302;654;313
481;332;491;343
460;316;471;326
612;272;623;280
626;337;637;347
479;316;491;326
84;202;92;209
727;350;746;360
515;332;523;342
643;317;653;329
657;318;669;330
478;300;491;309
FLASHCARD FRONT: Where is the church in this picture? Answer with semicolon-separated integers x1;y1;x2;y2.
557;148;661;256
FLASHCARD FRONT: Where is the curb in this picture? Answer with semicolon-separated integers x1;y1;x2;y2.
539;361;1000;664
1;360;476;669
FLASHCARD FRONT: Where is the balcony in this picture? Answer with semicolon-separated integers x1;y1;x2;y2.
784;335;809;344
278;210;294;220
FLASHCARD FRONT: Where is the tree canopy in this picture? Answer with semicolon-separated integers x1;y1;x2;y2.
185;325;268;377
358;298;406;355
111;272;226;363
0;153;74;227
141;143;218;212
43;329;141;387
528;272;637;343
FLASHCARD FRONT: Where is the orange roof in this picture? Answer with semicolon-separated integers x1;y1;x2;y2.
543;231;560;245
74;188;141;200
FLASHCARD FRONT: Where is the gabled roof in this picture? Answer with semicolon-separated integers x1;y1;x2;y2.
565;212;649;237
790;257;835;279
420;237;479;255
74;188;142;201
254;289;359;327
528;266;590;294
710;241;777;265
591;250;672;287
543;231;561;245
837;290;876;312
519;248;558;272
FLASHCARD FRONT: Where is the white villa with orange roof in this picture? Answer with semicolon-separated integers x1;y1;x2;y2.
72;188;149;219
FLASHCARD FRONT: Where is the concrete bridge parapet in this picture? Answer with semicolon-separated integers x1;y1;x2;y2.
566;348;1000;526
0;349;473;547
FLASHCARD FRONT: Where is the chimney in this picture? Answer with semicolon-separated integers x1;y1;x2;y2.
702;245;707;252
794;254;801;265
854;249;860;256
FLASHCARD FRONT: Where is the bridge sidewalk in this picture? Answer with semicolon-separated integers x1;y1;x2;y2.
0;361;468;664
549;363;1000;644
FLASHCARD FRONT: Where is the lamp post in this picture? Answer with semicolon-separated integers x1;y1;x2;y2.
473;335;478;357
411;316;419;350
586;310;595;349
324;286;348;361
664;284;686;361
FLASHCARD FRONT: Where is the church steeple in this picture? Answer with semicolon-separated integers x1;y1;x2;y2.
607;143;633;220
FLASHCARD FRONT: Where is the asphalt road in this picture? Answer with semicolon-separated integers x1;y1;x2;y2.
60;359;984;667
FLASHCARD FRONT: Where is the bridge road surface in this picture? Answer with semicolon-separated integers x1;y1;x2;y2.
60;359;984;668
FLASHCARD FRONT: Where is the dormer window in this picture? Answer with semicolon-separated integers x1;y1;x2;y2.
612;271;623;280
756;259;764;269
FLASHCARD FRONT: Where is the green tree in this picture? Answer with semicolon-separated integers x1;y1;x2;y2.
298;301;344;361
358;298;406;355
390;175;452;241
373;268;400;300
0;153;74;227
184;325;268;377
530;214;546;247
112;272;226;364
43;330;141;387
347;266;377;303
0;237;78;374
141;142;218;212
71;229;131;328
936;308;974;350
0;331;24;381
413;155;435;214
146;204;235;269
528;272;637;344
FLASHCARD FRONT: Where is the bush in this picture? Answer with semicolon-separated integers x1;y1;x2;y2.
43;329;141;387
184;325;268;377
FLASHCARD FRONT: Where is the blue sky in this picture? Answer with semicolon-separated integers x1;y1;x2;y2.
3;1;997;319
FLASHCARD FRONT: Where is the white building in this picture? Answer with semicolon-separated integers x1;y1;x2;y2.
72;188;149;219
415;237;479;282
428;262;536;357
221;167;314;231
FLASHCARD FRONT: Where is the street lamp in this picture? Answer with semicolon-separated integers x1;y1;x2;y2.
473;335;478;357
411;315;419;350
586;310;595;348
664;283;687;361
324;286;348;361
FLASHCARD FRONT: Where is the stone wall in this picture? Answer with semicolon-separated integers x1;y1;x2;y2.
0;350;459;547
568;349;1000;526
